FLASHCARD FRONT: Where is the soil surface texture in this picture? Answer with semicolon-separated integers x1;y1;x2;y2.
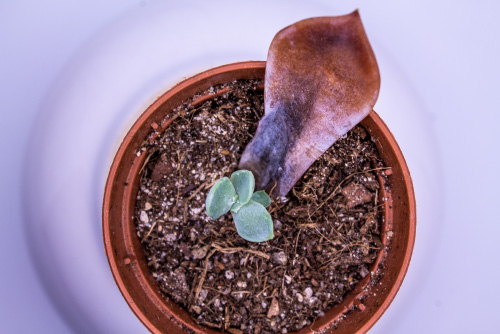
134;80;386;334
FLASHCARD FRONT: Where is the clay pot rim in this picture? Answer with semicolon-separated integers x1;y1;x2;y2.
103;61;416;334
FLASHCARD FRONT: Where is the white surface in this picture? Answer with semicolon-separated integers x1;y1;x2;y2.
1;1;499;333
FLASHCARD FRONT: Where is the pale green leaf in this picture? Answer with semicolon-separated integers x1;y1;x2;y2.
230;170;255;205
230;201;245;213
251;190;271;208
232;200;274;242
206;177;236;219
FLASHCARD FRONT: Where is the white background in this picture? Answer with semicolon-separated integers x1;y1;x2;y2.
1;0;499;333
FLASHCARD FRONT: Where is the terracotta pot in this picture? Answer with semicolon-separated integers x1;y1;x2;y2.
103;61;416;334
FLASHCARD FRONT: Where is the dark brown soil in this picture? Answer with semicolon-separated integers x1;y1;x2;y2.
134;80;387;334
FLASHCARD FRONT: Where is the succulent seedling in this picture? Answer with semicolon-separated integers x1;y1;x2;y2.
206;170;273;242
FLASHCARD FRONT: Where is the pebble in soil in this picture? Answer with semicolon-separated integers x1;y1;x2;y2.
134;80;387;334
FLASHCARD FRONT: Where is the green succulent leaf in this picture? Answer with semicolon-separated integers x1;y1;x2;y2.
230;170;255;205
251;190;271;208
232;200;274;242
230;201;245;213
205;177;237;219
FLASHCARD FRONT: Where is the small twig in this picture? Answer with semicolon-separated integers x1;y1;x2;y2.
142;221;157;241
294;227;302;258
256;285;270;298
255;259;261;288
187;181;208;201
282;270;286;293
200;320;222;329
209;227;221;237
328;205;339;220
201;286;225;294
205;293;221;308
195;249;216;300
205;179;219;189
269;181;278;197
313;227;338;247
268;201;286;214
243;253;250;268
298;223;318;229
212;244;270;260
173;150;184;216
270;288;278;298
258;276;268;297
183;203;189;224
139;150;154;176
224;306;230;330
